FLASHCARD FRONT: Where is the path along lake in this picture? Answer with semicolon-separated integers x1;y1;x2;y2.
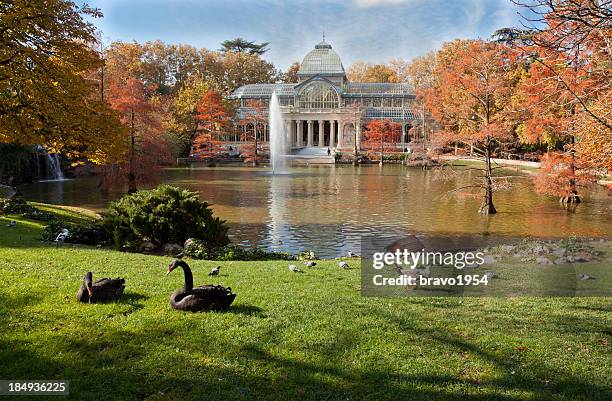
19;164;612;258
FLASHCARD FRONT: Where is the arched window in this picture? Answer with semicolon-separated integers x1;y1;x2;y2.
297;82;339;109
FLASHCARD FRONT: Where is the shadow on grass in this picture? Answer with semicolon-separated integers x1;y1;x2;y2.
1;291;611;401
375;307;612;401
224;304;265;316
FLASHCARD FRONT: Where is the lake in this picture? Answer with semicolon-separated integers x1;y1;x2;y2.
18;164;612;258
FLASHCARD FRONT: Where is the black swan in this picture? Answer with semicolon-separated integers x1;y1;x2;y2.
167;259;236;312
76;272;125;303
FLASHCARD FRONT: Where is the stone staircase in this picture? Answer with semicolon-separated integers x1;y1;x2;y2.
288;147;335;164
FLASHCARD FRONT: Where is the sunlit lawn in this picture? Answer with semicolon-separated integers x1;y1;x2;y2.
0;211;611;401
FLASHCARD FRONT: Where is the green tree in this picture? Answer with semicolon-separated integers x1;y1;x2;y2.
165;76;214;155
220;37;269;55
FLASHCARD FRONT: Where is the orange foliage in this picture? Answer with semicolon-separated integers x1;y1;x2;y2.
426;40;517;148
363;119;401;162
192;90;230;160
535;152;594;199
102;78;171;191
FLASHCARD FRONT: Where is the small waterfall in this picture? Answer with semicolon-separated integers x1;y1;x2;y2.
44;153;64;180
269;92;288;174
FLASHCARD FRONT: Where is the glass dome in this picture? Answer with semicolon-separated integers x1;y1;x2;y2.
298;40;345;76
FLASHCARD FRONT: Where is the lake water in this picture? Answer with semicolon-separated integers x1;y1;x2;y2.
18;164;612;258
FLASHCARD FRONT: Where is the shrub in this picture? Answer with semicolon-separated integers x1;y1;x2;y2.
42;220;110;245
184;238;209;259
183;239;292;261
0;197;56;221
102;185;229;251
214;246;292;261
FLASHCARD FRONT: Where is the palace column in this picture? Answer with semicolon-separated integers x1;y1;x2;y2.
401;123;406;150
330;120;336;148
295;120;302;147
355;122;362;151
307;120;313;147
318;120;324;147
285;120;293;147
337;122;343;148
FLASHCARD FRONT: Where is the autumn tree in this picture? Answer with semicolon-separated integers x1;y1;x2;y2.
104;78;171;192
239;100;267;166
165;76;214;155
283;61;301;83
219;51;279;94
512;47;597;203
192;90;231;160
512;0;611;130
426;40;519;214
363;119;401;165
534;153;595;200
0;0;124;161
510;0;611;203
387;58;411;83
347;62;398;83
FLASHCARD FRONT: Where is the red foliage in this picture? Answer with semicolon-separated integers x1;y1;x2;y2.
192;90;230;160
426;40;516;148
424;40;519;214
101;78;171;192
363;119;401;161
535;152;594;199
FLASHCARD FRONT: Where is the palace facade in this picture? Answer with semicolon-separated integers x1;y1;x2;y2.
228;40;420;151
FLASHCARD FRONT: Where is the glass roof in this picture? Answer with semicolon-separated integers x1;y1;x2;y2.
229;84;296;98
230;82;414;98
344;83;413;95
364;108;421;121
236;107;421;121
298;40;345;76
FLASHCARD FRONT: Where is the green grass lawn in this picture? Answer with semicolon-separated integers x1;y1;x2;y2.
0;211;611;401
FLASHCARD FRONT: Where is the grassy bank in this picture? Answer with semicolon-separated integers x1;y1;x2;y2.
0;210;611;401
444;158;540;174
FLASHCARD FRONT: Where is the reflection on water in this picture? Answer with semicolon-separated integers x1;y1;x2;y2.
18;165;612;258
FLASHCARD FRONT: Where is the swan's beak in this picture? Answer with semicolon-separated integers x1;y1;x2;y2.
166;266;172;275
87;288;93;296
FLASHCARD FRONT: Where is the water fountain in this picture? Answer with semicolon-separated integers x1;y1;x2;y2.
268;91;288;174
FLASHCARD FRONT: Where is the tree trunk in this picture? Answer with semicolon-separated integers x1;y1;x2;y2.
128;108;137;194
562;135;581;204
379;138;384;165
479;141;496;215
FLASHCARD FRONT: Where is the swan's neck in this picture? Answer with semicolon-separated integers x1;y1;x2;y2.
180;264;193;291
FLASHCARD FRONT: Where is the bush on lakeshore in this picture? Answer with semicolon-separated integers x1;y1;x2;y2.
42;220;110;245
183;238;292;261
102;185;229;251
0;197;56;222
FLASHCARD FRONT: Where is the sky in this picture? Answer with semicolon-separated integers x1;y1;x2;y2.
85;0;524;70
